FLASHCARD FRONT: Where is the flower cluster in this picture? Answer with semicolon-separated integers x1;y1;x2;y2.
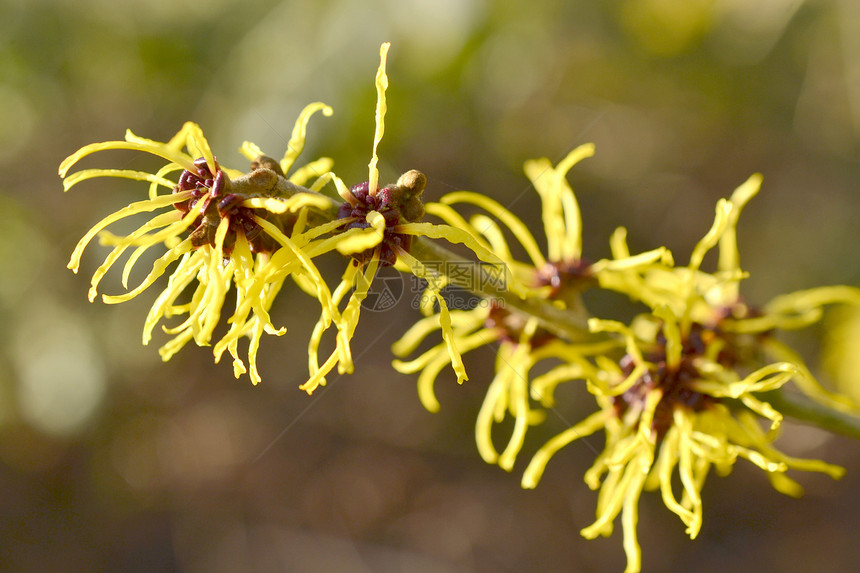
393;149;860;572
59;113;345;385
59;43;488;390
61;42;860;573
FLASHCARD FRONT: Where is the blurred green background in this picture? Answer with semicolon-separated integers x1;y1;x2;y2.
1;0;859;571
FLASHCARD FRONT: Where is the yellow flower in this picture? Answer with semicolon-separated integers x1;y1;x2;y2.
393;145;669;469
394;302;619;470
520;174;860;573
60;105;342;385
427;144;672;304
297;42;520;394
61;42;486;390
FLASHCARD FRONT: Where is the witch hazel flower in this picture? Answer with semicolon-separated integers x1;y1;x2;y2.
292;42;526;395
393;145;669;470
520;174;860;572
60;104;347;385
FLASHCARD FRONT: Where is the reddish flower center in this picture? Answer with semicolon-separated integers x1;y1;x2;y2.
336;181;414;267
173;158;282;254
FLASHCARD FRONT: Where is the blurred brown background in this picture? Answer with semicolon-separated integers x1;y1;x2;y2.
1;0;859;571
